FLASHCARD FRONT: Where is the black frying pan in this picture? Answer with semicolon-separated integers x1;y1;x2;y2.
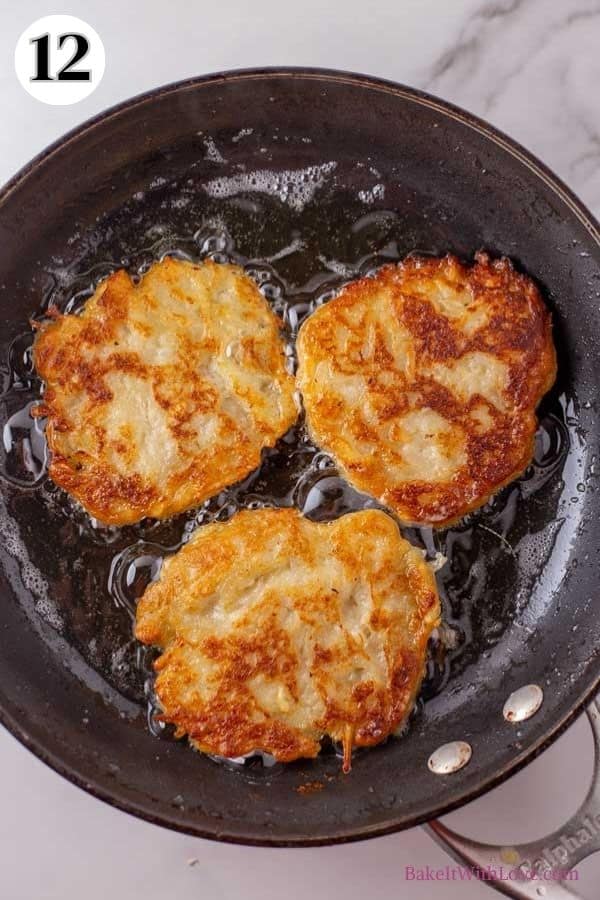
0;68;598;847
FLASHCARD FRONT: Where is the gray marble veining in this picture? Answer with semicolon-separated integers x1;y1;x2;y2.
0;4;599;899
422;0;600;214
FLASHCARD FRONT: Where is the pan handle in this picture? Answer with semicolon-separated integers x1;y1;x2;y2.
425;695;600;899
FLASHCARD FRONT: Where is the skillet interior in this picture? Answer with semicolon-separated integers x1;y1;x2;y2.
0;69;599;844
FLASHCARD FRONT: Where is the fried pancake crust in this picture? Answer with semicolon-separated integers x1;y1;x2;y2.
33;258;296;524
135;508;440;768
297;253;556;526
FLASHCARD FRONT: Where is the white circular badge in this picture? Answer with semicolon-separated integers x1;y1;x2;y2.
15;15;105;105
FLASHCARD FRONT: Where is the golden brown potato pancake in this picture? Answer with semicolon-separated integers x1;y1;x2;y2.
297;253;556;526
135;507;440;770
33;258;297;525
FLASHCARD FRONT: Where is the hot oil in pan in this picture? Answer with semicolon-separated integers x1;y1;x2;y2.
0;171;573;763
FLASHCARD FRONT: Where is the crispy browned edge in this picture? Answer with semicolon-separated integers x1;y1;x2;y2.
297;253;557;527
135;508;441;770
31;259;296;524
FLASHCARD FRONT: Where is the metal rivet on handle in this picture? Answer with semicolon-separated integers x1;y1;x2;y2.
428;741;472;775
503;684;544;724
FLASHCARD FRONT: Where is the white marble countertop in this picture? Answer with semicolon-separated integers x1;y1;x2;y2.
1;1;599;898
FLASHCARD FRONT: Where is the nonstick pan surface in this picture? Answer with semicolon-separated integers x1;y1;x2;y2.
0;68;599;845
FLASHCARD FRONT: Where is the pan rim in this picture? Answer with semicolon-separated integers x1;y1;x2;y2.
1;65;599;846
